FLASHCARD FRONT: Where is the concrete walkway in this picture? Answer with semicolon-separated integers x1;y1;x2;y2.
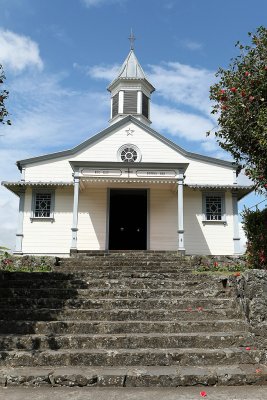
0;386;267;400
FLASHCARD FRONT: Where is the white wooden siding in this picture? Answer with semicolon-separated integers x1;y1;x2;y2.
77;187;107;250
184;189;234;255
150;188;177;250
21;185;235;255
24;121;234;185
22;187;73;255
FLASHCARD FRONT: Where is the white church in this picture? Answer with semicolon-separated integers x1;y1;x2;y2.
2;47;252;256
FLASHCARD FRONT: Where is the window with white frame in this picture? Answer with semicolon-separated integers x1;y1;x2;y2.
203;192;225;223
117;144;142;163
31;190;55;220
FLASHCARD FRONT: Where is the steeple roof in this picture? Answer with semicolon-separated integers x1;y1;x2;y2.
108;49;155;92
117;49;146;79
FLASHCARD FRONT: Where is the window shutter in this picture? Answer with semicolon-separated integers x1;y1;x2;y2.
123;91;137;114
142;93;149;119
112;93;119;118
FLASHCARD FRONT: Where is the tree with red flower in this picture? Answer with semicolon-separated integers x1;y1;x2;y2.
208;26;267;193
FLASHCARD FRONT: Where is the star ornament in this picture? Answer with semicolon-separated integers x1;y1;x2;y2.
125;128;134;136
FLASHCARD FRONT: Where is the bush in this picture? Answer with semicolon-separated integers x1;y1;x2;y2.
0;250;53;272
242;207;267;269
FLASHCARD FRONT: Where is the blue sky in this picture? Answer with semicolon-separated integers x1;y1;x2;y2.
0;0;266;249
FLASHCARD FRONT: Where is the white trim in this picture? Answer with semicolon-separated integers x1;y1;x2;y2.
70;177;80;250
118;91;124;114
31;188;55;222
14;189;25;254
137;90;142;114
177;170;185;253
232;192;241;254
105;188;110;251
202;191;226;225
117;144;142;163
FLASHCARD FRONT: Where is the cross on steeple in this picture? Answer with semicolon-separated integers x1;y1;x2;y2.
128;29;135;50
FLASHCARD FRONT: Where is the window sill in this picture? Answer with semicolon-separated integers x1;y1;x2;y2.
202;220;227;226
30;217;55;223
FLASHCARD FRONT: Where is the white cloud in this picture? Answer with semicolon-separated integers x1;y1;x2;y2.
0;70;110;250
0;29;43;73
75;63;120;81
148;62;215;115
0;148;26;250
85;60;216;119
3;73;109;149
200;140;219;153
182;40;203;51
85;60;219;146
151;103;214;141
81;0;126;7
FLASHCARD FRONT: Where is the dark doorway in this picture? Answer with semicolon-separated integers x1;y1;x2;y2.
109;189;147;250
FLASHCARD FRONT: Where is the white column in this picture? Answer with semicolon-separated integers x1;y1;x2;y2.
70;176;80;252
118;91;124;114
110;97;113;120
232;191;241;254
137;91;142;114
177;170;185;254
14;189;25;255
21;167;26;182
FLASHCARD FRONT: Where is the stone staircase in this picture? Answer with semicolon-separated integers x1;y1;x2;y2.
0;252;266;387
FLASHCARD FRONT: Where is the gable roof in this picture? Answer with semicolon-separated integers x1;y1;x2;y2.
16;115;237;171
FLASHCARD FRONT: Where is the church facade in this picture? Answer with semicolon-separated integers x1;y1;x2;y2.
2;49;252;256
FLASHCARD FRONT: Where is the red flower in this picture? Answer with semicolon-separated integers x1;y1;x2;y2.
249;95;255;101
256;368;262;374
230;87;237;93
245;71;250;76
220;89;225;94
234;272;241;277
245;347;251;351
241;90;246;97
200;391;207;397
214;261;218;267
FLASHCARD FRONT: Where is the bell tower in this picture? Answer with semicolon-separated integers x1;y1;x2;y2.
108;32;155;126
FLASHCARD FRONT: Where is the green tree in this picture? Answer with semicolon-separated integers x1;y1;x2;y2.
0;64;11;125
208;26;267;193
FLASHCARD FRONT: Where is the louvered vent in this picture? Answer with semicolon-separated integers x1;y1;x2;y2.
123;91;137;114
142;93;149;119
112;93;119;118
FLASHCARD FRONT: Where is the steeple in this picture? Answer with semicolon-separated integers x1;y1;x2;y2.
108;34;155;126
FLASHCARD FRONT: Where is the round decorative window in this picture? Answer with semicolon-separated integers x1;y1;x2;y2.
117;144;141;163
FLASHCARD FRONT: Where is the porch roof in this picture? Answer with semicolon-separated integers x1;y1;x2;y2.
186;183;254;200
2;180;254;200
1;181;73;196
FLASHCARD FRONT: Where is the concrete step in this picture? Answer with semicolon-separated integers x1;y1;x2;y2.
0;297;236;310
0;271;209;281
0;348;264;367
56;260;193;266
0;332;252;351
0;278;228;290
53;269;195;277
0;287;231;299
0;319;248;335
1;364;267;387
0;307;242;321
